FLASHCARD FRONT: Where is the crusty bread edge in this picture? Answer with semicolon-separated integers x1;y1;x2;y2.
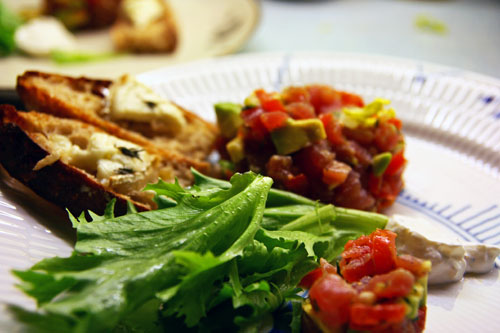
0;104;150;217
16;71;215;176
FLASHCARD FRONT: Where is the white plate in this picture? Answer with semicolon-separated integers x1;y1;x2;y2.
2;52;500;332
0;0;259;88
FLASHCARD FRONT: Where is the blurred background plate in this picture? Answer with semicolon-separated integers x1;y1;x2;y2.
0;0;260;88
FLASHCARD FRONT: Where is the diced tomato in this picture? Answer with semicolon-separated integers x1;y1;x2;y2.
307;85;343;114
266;155;293;184
300;267;323;289
414;306;427;332
319;113;344;145
364;268;414;299
255;89;285;112
260;111;288;132
368;172;403;209
388;117;403;130
374;122;400;152
284;173;309;194
340;252;374;283
322;160;351;187
349;303;407;328
319;258;337;274
341;91;364;107
295;143;336;179
241;107;268;142
309;273;357;329
285;102;316;119
385;151;406;176
282;86;310;104
300;258;336;288
396;255;430;277
262;99;285;112
371;230;397;274
340;229;398;282
342;126;375;145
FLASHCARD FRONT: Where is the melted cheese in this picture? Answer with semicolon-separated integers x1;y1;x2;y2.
38;133;154;186
107;75;186;135
123;0;164;27
14;17;76;56
387;215;500;284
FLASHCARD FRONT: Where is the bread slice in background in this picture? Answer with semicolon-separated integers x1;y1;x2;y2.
17;71;218;162
0;105;202;216
111;0;177;53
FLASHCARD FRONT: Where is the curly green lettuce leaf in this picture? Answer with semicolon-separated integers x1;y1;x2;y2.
13;172;272;332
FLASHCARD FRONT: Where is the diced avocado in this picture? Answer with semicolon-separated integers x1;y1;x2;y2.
404;275;428;320
271;118;326;155
226;136;245;163
215;102;243;139
405;295;421;319
372;152;392;176
244;93;260;108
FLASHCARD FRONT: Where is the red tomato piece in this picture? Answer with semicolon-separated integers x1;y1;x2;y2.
364;268;414;299
349;303;407;327
300;267;323;289
307;85;342;114
340;91;364;107
414;306;427;332
285;102;316;119
340;252;374;283
282;86;310;104
295;143;336;179
260;111;289;132
368;172;403;209
241;107;268;142
385;150;406;176
396;254;430;277
322;160;351;187
319;113;344;145
342;126;375;145
254;89;271;103
374;122;400;152
262;98;285;112
300;258;337;288
284;173;309;193
255;89;285;112
371;230;397;275
309;273;357;329
340;230;398;282
388;117;403;130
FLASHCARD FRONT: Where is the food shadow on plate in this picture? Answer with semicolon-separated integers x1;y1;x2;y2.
0;166;76;245
427;268;499;311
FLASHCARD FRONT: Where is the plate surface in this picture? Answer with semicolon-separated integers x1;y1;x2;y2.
0;0;259;88
2;52;500;331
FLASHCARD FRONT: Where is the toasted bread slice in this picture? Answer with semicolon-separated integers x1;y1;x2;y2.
17;71;218;162
110;0;177;53
0;105;200;216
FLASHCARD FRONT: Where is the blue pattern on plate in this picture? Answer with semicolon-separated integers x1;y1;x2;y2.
397;190;500;267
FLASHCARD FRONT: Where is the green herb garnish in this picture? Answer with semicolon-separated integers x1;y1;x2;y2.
50;49;120;64
11;170;388;332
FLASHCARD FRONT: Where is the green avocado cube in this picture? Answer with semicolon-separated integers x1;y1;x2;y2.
226;136;245;163
215;102;243;139
271;118;326;155
372;152;392;176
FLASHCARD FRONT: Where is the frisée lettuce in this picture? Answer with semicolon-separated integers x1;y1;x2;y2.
11;171;388;332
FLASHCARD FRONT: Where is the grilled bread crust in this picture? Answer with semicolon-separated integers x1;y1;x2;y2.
0;105;196;216
16;71;218;162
